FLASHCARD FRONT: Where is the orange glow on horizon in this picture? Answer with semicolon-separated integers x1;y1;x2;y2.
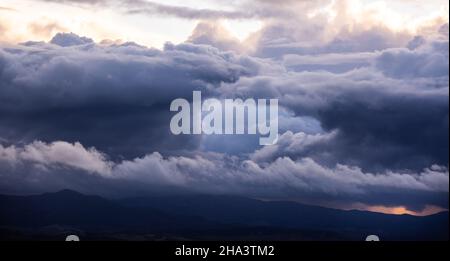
350;204;447;216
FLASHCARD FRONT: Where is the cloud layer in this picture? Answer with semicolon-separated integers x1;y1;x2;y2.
0;0;449;214
1;140;448;211
0;33;272;157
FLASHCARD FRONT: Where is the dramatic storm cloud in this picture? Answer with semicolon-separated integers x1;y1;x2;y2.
0;0;449;214
220;37;449;171
0;33;271;157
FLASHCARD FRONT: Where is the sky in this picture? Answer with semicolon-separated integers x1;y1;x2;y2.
0;0;449;216
0;0;448;47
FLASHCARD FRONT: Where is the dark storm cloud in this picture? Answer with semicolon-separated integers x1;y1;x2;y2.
221;38;449;172
0;12;448;212
0;33;264;158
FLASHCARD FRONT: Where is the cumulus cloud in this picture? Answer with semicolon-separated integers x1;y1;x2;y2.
219;36;449;171
215;0;446;60
244;0;427;59
0;140;448;211
187;21;244;53
250;131;338;163
0;141;112;174
375;40;449;78
50;32;94;47
0;33;269;157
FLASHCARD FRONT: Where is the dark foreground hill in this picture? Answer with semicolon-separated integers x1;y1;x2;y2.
0;190;447;240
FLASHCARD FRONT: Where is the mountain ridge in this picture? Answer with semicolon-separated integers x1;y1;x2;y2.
0;190;448;241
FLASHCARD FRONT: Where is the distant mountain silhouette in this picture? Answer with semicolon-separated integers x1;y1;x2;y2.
0;190;448;240
119;194;449;240
0;190;215;234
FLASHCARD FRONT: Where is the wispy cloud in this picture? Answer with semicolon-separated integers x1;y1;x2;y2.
123;0;256;20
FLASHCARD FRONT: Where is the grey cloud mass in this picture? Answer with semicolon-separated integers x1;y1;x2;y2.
1;1;449;213
0;33;268;158
219;37;449;172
